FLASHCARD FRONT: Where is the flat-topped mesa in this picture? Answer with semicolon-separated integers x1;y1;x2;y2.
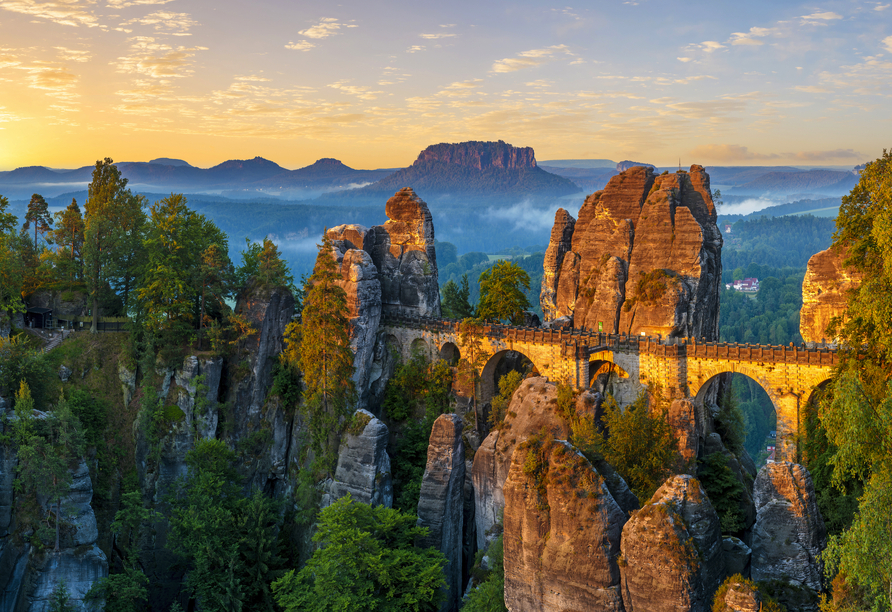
800;245;862;345
540;164;723;339
414;140;536;170
367;187;441;318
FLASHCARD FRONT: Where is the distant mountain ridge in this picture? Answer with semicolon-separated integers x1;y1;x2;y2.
346;140;580;197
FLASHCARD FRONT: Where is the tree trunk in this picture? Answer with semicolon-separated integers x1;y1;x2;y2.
55;496;60;552
91;296;99;333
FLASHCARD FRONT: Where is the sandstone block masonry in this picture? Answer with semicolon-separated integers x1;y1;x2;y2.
540;165;723;340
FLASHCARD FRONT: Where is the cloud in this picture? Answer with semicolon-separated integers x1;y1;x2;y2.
677;56;693;62
793;149;862;161
794;85;831;93
54;47;91;62
0;106;22;124
800;11;843;25
716;198;776;216
120;11;197;34
299;17;357;39
419;33;456;39
285;40;314;51
695;41;726;53
107;0;175;6
875;3;890;10
491;44;573;73
115;38;207;78
406;45;425;53
0;49;22;69
689;144;780;162
728;26;775;46
234;75;271;82
483;200;564;233
328;80;381;100
0;0;99;27
884;35;892;53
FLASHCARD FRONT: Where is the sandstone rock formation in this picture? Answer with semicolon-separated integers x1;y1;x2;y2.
503;439;626;612
717;579;762;612
327;229;383;406
328;409;393;508
415;140;537;170
416;414;465;612
723;537;752;578
366;188;441;318
540;165;723;339
800;245;862;344
620;475;724;612
668;398;701;469
751;462;827;590
540;209;575;322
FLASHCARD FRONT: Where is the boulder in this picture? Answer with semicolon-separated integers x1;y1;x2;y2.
366;188;441;318
416;414;465;612
58;365;72;383
751;462;827;591
717;579;761;612
541;165;722;340
723;537;752;578
328;409;392;508
800;246;862;345
503;439;626;612
620;475;724;612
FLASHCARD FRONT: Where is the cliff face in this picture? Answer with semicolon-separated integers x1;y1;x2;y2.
799;245;861;344
414;140;536;170
541;165;723;339
503;439;627;612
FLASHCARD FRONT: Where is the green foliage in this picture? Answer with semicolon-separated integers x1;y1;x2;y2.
48;580;76;612
440;274;475;320
383;351;453;512
733;374;777;461
698;452;746;535
271;495;447;612
297;234;356;471
712;575;786;612
237;236;294;289
623;269;679;312
715;385;746;455
719;269;805;344
488;370;524;429
167;439;284;612
24;193;53;250
269;359;302;411
571;391;678;501
476;260;531;324
463;535;507;612
555;380;576;422
0;334;51;408
722;214;837;270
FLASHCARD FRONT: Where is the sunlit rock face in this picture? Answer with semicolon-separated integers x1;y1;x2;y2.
799;245;862;345
541;165;722;339
366;188;441;318
751;462;827;591
503;439;627;612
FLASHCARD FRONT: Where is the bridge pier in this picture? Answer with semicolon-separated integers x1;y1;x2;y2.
775;392;801;463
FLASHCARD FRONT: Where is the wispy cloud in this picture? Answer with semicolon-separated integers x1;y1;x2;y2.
419;32;456;39
491;44;573;73
115;37;207;79
793;148;862;161
883;35;892;53
794;85;831;93
299;17;357;39
728;26;775;46
328;80;381;100
285;40;314;51
107;0;175;6
689;144;780;161
800;11;843;25
54;47;91;62
694;40;726;53
875;3;890;10
0;0;99;28
406;45;425;53
120;11;197;35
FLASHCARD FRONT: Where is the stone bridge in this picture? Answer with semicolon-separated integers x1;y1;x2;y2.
380;314;838;461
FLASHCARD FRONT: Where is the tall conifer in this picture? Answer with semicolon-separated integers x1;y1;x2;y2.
298;233;356;469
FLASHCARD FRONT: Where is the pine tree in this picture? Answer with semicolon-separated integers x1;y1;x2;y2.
24;193;52;251
441;274;474;319
198;242;233;350
51;199;85;290
297;233;356;469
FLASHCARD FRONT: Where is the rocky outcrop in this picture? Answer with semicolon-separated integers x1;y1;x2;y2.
751;462;826;591
540;209;576;321
28;545;108;612
26;289;89;317
416;414;465;612
800;246;861;344
716;579;762;612
503;438;626;612
0;445;15;539
541;165;723;339
668;398;701;470
620;475;724;612
366;188;441;318
414;140;537;170
328;409;392;508
723;537;752;578
327;231;383;409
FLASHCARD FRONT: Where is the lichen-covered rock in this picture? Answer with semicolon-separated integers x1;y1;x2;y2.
28;544;108;612
503;439;626;612
329;409;392;508
541;165;722;340
751;462;827;590
366;188;441;318
800;246;862;345
620;475;724;612
416;414;464;612
540;208;576;321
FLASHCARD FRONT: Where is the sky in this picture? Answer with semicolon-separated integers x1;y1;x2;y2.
0;0;889;171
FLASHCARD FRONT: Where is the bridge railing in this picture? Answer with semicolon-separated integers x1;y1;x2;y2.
380;313;838;366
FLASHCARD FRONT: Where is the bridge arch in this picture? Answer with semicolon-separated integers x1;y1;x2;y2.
409;337;431;361
480;349;541;405
439;341;461;365
588;359;630;393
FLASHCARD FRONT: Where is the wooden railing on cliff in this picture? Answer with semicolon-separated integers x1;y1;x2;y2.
380;313;839;367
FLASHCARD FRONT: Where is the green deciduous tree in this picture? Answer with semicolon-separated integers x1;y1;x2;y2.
817;149;892;610
441;274;474;320
476;260;530;324
297;234;356;469
237;237;293;289
24;193;52;251
271;495;447;612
